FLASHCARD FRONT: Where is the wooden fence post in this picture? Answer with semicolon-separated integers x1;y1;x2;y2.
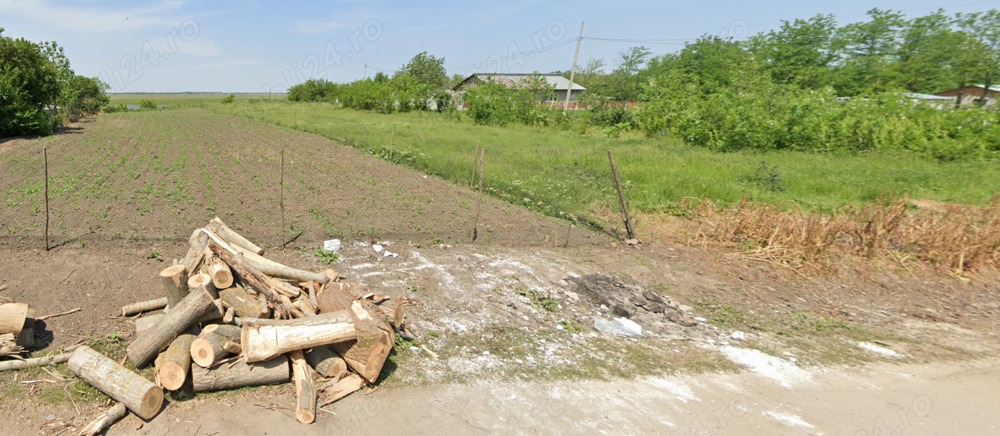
43;146;50;251
607;149;635;240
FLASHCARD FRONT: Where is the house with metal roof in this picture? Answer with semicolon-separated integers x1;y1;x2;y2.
452;73;586;103
934;84;999;107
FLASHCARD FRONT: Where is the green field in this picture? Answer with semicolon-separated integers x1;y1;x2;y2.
105;95;1000;222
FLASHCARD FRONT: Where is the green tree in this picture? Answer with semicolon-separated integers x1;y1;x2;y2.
895;10;960;93
396;51;447;88
749;14;838;89
956;9;1000;104
834;8;906;94
0;28;60;136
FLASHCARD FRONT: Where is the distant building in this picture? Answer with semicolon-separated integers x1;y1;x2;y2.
452;73;586;103
934;85;999;107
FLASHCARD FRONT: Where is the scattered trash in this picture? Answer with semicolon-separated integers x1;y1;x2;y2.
322;239;342;252
372;244;384;254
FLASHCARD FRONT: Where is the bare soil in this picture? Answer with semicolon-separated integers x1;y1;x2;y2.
1;109;998;435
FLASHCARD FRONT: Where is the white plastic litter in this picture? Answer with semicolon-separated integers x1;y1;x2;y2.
323;239;342;252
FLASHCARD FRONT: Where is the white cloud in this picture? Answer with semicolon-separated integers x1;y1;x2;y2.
174;38;223;57
0;0;185;34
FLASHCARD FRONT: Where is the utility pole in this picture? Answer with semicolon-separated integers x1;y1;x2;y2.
563;21;585;114
363;63;368;79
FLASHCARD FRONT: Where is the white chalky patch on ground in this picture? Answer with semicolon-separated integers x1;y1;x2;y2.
858;341;904;358
648;378;699;403
720;346;812;388
764;411;818;432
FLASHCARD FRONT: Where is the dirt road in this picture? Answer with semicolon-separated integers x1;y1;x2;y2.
90;357;997;436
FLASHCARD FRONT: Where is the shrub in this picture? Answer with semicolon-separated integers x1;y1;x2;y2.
139;99;156;109
220;94;235;104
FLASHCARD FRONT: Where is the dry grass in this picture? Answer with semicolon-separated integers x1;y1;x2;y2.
685;196;1000;273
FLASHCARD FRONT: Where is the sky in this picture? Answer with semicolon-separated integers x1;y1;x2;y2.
1;0;998;93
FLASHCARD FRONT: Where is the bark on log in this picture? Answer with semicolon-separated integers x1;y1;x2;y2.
121;298;168;317
208;257;234;289
304;346;348;379
295;300;317;316
0;352;70;372
0;303;29;336
233;311;351;327
156;332;196;391
208;241;301;319
190;325;241;368
181;229;210;275
191;356;289;392
317;373;365;407
317;284;395;383
220;287;270;319
231;244;328;284
242;320;356;363
209;217;265;255
68;346;163;420
134;314;162;337
290;350;316;424
159;265;188;309
78;402;127;436
126;285;216;368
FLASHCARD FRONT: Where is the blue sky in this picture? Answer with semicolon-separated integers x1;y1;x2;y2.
1;0;998;92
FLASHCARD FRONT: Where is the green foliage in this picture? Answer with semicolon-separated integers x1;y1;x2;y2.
462;78;553;126
139;99;157;109
220;93;235;104
742;161;786;192
395;51;447;88
287;78;339;102
314;249;339;264
0;29;60;136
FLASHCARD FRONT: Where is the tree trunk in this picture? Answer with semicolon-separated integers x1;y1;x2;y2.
290;350;316;424
317;373;365;407
181;229;210;275
232;243;328;284
241;320;356;363
191;355;289;392
317;284;395;383
186;273;216;296
208;257;234;289
159;264;189;309
209;217;265;255
233;311;351;327
190;324;241;368
156;332;196;391
220;287;269;318
126;285;216;368
304;345;348;379
121;298;168;317
68;346;163;420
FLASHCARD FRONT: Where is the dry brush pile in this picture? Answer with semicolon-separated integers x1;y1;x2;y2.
691;196;1000;273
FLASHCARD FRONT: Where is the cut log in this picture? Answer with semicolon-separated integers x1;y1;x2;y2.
317;284;395;383
186;273;217;297
317;373;365;407
295;299;316;316
68;346;163;420
121;298;168;317
159;264;188;309
191;355;289;392
220;287;270;319
222;340;241;355
190;324;241;368
126;285;216;368
241;319;356;363
78;402;127;436
208;257;234;289
232;243;328;284
156;332;196;391
223;307;235;324
209;217;265;255
0;303;29;336
181;229;210;275
233;311;351;327
208;241;302;319
290;350;316;424
0;352;69;372
134;314;163;337
272;280;302;298
304;346;348;379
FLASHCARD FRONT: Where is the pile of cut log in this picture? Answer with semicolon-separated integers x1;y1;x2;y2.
70;218;403;432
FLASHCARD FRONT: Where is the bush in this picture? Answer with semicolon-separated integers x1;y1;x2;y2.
139;99;156;109
220;94;235;104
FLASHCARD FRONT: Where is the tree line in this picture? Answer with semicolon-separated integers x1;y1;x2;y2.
1;28;110;137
